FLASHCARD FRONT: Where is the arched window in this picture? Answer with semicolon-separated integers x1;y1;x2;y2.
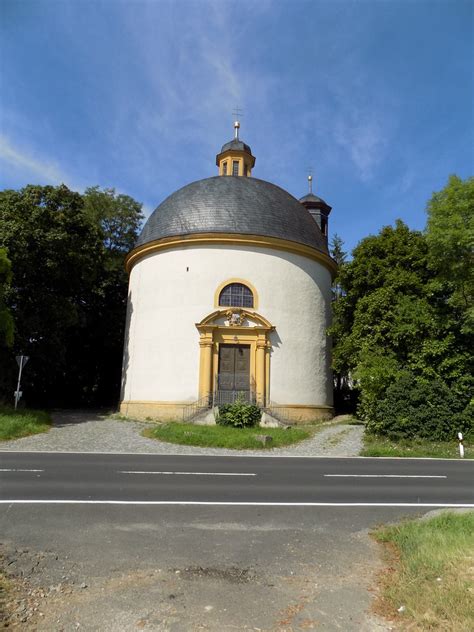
219;283;254;308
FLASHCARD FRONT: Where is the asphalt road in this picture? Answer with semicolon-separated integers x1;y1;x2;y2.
2;451;473;630
1;452;473;506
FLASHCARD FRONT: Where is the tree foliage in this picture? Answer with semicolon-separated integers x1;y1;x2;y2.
0;248;14;347
0;184;143;407
330;177;473;439
426;175;474;332
329;233;347;268
83;186;143;254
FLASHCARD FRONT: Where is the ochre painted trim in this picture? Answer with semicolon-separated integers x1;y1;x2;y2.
197;308;273;329
121;400;193;405
195;308;276;405
265;342;271;402
216;149;255;175
126;233;338;278
119;401;334;424
213;278;259;309
120;401;191;421
274;404;333;410
269;404;334;423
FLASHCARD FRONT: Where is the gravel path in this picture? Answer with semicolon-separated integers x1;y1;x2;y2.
0;411;364;457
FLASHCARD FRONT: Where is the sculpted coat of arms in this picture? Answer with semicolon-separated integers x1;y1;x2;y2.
225;309;246;326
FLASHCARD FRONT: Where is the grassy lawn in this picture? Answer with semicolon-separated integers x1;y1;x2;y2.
361;433;473;459
143;422;310;449
373;511;474;631
0;406;51;441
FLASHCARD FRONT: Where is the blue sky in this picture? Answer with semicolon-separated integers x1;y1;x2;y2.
1;0;473;254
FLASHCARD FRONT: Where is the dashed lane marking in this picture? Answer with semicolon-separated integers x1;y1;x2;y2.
0;469;44;472
118;471;257;476
324;474;447;479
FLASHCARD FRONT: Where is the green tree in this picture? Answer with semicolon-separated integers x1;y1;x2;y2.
329;234;350;408
331;220;431;379
329;233;347;300
83;186;143;254
426;175;474;332
331;191;473;438
81;186;143;404
0;185;104;404
0;184;143;407
329;233;347;267
0;248;14;346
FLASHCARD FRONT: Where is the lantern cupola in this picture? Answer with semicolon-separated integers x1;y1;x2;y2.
216;121;256;176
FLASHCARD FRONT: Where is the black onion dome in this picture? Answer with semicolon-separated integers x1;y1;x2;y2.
220;138;253;154
299;193;331;209
136;176;328;254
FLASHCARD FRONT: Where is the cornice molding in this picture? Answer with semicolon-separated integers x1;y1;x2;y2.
126;233;338;277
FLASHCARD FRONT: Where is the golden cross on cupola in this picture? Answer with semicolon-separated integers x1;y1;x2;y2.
216;108;255;176
232;107;243;139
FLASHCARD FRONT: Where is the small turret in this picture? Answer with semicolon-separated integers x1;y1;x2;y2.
216;120;255;177
300;174;332;243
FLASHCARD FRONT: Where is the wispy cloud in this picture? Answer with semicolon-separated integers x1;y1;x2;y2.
94;1;276;197
0;134;144;213
333;116;388;182
0;134;78;187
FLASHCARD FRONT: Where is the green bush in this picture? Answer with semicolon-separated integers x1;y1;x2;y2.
353;350;403;421
367;373;473;441
216;400;261;428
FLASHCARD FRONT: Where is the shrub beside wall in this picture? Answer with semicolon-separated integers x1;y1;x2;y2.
366;373;473;441
217;401;262;428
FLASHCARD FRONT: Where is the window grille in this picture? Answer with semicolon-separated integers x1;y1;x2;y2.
219;283;254;308
232;161;239;176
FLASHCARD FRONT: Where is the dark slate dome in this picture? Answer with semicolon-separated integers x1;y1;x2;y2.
299;193;328;205
136;176;328;254
220;138;253;154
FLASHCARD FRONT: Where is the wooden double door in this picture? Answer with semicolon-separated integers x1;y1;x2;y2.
218;344;250;392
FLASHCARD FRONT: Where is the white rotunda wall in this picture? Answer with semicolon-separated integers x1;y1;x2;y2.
121;244;333;410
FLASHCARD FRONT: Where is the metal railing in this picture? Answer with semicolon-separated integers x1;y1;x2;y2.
182;393;212;422
182;390;293;427
213;374;257;407
262;400;294;425
212;389;257;407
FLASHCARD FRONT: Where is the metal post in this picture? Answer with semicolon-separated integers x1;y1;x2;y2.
14;356;24;410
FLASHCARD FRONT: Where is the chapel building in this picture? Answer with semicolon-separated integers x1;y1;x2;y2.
120;123;336;423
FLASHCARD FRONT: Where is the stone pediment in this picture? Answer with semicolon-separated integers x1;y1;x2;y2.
196;308;274;332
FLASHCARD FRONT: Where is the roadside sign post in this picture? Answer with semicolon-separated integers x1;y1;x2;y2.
14;355;29;410
457;432;464;458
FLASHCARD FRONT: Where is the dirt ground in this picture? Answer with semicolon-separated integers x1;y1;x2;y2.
0;505;397;631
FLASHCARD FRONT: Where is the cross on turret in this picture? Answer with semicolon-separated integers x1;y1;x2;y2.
232;107;243;140
216;111;255;177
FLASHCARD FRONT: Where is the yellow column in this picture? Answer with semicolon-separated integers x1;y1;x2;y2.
199;339;213;400
265;341;271;406
256;339;266;406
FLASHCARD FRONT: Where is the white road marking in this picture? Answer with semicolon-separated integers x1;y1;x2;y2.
118;471;256;476
1;501;473;508
324;474;447;479
0;469;43;473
